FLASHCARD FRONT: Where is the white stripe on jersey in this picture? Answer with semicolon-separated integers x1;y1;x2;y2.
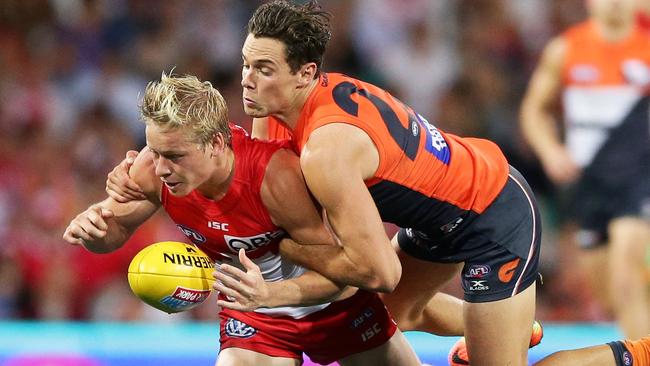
563;85;643;167
218;251;331;319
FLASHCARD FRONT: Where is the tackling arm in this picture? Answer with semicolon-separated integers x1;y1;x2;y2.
214;148;352;310
260;148;350;305
288;123;401;293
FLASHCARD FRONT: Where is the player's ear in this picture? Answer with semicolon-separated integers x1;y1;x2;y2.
297;62;317;87
211;133;226;155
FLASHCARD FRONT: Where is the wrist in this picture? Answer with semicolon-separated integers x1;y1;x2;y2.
261;281;283;308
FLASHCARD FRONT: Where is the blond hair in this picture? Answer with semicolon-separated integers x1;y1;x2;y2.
140;71;230;146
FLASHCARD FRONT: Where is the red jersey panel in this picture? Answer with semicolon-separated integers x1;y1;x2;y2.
268;73;508;237
161;125;286;261
161;125;330;318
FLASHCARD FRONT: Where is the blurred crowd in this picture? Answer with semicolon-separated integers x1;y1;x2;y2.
0;0;625;322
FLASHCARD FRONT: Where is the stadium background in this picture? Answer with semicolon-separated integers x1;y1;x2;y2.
0;0;643;364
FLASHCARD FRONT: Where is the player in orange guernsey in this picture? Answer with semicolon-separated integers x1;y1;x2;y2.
534;336;650;366
521;0;650;342
63;73;421;365
238;2;540;365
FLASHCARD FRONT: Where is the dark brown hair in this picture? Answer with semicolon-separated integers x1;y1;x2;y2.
247;0;332;77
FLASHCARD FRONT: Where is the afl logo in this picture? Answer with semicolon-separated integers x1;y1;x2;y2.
464;265;491;279
176;224;206;244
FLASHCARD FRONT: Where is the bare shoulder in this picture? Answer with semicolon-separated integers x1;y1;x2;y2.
540;36;567;68
129;148;161;201
261;148;302;199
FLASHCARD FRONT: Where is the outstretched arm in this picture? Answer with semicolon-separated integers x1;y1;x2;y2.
63;197;158;253
63;149;161;253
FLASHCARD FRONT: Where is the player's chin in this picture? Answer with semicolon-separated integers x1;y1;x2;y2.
165;182;190;196
242;106;267;118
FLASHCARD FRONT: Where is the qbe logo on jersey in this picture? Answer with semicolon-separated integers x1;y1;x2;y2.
224;318;257;338
224;230;285;253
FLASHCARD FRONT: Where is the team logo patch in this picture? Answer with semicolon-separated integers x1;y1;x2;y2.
622;350;632;366
440;217;463;233
464;265;490;279
176;224;207;244
350;307;375;329
224;318;257;338
498;258;521;283
569;64;599;83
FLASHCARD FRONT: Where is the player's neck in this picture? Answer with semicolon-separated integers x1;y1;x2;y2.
594;18;635;42
275;78;319;130
199;148;235;201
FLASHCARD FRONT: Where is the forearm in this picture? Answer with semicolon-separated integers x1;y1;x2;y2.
264;270;351;307
79;202;133;254
81;227;129;254
279;238;392;292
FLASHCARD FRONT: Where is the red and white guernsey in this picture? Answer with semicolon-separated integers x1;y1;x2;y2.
161;125;329;318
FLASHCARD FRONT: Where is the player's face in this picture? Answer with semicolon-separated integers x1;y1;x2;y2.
241;34;302;118
145;124;217;197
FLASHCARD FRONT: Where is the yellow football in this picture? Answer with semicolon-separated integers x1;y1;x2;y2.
128;241;215;314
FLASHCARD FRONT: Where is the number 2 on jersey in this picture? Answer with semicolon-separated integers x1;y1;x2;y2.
332;81;450;164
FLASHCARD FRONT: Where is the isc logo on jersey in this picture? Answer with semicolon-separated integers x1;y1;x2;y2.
224;230;285;253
